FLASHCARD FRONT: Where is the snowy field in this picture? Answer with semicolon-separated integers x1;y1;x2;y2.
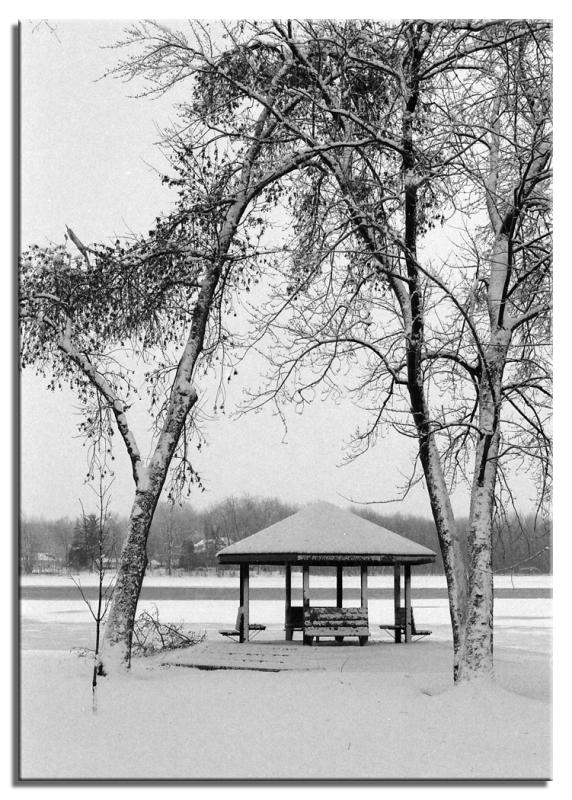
19;573;552;781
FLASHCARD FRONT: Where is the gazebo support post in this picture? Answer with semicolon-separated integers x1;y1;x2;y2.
302;565;310;607
360;565;368;611
302;565;310;645
336;565;343;607
404;564;412;643
335;565;344;642
285;563;292;641
239;563;250;643
393;564;402;643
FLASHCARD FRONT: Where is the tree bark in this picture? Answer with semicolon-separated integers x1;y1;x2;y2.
456;330;510;681
99;485;157;671
413;418;468;674
100;379;199;670
398;22;469;676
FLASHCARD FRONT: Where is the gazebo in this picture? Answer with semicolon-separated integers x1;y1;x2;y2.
216;502;436;645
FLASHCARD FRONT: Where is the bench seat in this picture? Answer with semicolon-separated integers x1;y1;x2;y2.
379;608;432;640
303;606;369;646
219;606;266;640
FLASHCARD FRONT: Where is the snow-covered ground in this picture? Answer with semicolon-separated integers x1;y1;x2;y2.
19;574;552;780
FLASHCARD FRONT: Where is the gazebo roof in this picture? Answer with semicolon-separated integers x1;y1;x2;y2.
217;502;436;566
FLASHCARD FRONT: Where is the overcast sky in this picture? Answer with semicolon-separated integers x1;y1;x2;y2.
19;18;545;522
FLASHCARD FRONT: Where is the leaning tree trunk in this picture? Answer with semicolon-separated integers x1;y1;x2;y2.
99;484;160;672
99;378;198;673
98;207;244;673
97;69;346;673
98;261;222;673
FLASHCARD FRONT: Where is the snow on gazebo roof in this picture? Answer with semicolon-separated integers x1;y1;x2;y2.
217;502;436;566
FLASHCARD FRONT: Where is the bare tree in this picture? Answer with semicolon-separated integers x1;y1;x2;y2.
216;19;551;681
153;504;184;575
68;456;116;710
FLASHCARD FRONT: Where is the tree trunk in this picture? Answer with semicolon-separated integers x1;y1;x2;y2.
456;332;509;682
416;428;468;675
98;256;223;673
405;333;468;673
98;485;160;672
397;22;469;676
456;437;498;681
99;373;200;673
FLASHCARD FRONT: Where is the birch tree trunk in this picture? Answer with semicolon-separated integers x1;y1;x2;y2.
456;331;509;681
455;209;513;680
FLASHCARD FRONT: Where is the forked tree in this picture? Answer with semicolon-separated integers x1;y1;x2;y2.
290;20;550;681
202;19;551;681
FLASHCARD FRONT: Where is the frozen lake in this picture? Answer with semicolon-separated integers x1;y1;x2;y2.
20;572;552;656
20;571;554;589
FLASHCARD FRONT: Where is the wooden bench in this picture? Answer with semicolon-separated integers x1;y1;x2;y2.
303;606;369;646
219;607;266;641
379;607;432;641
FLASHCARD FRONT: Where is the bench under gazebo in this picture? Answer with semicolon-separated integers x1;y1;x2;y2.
216;502;436;645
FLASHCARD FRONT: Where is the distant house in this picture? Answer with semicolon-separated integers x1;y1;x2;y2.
33;552;58;574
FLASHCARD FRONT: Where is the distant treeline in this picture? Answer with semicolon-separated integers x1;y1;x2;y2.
20;495;551;575
352;508;552;575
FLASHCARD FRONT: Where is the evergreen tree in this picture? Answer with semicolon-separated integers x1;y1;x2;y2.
68;513;99;571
